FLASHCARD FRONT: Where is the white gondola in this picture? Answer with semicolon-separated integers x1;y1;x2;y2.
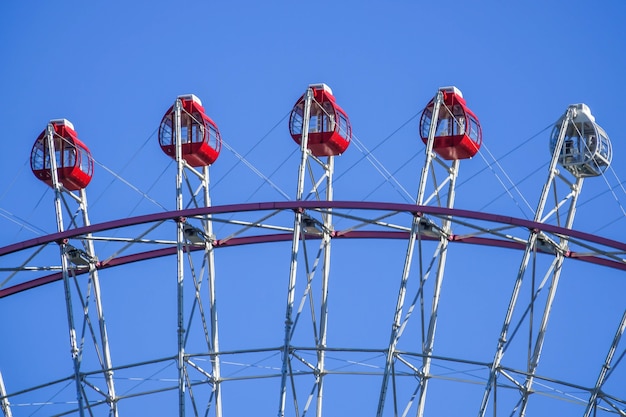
550;103;612;177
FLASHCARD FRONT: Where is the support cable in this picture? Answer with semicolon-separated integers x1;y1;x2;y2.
350;135;414;202
213;110;291;190
0;206;49;236
89;127;160;209
591;167;626;233
221;139;291;201
476;143;537;219
459;123;554;215
92;158;168;211
0;160;52;238
0;159;28;204
245;147;299;203
333;110;422;203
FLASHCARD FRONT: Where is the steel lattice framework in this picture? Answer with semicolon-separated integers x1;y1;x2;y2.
0;91;624;417
1;200;625;416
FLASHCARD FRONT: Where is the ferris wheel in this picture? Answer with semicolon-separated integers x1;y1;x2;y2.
0;83;624;417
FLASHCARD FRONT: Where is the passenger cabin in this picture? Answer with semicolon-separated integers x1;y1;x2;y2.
289;83;352;157
159;94;222;167
31;119;94;191
549;103;612;178
419;86;482;160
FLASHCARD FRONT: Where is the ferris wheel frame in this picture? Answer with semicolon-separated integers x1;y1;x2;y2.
1;88;625;417
1;199;625;416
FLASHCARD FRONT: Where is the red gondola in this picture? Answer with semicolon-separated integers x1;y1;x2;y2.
419;86;482;160
159;94;222;167
289;83;351;157
31;119;94;191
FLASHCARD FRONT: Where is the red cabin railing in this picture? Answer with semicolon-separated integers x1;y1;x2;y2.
289;83;351;157
159;94;222;167
31;119;94;191
419;86;482;160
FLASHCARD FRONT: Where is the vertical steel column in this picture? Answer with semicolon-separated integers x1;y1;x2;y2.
278;87;313;417
415;159;459;417
204;165;223;417
518;176;583;417
0;371;12;417
316;156;334;417
376;91;443;417
46;124;86;417
583;310;626;417
79;189;118;417
478;107;575;417
174;99;186;417
416;91;443;206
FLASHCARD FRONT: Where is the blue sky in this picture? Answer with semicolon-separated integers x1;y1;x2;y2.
1;1;625;416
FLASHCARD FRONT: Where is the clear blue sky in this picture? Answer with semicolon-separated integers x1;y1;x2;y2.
1;1;625;416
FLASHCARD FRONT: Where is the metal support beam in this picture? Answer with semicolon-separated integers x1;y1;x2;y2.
79;188;118;417
583;310;626;417
416;160;459;417
478;107;576;417
279;87;313;417
0;371;13;417
518;177;583;417
205;165;223;417
46;123;86;417
377;90;455;417
316;156;334;417
174;99;186;417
